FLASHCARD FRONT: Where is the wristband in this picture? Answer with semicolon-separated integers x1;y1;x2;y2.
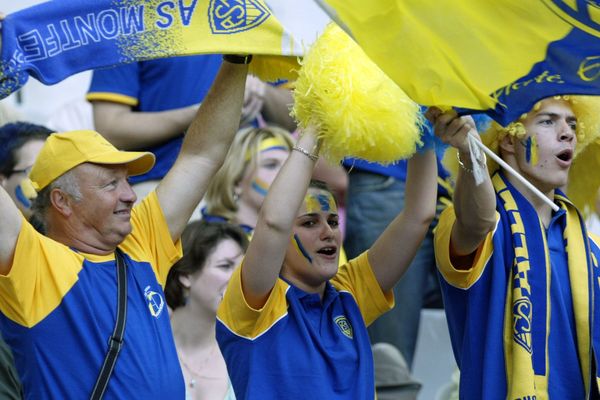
457;151;486;173
223;54;253;64
292;146;319;162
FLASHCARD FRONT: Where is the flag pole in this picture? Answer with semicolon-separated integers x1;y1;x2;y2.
312;0;559;212
312;0;354;38
468;132;559;211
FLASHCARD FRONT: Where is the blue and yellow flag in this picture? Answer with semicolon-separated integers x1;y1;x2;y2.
324;0;600;125
0;0;303;99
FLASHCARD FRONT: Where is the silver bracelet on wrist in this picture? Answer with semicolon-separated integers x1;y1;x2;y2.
293;145;319;162
456;152;472;173
456;151;486;174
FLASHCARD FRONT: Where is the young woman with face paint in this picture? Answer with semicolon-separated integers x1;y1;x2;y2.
203;126;294;232
204;126;349;242
216;126;438;399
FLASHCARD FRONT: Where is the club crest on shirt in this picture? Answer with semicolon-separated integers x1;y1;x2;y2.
144;285;165;318
334;316;353;339
208;0;271;34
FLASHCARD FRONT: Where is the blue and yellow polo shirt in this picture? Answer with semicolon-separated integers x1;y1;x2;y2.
216;252;393;399
0;192;184;399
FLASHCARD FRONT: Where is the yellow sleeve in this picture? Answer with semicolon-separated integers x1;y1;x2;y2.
217;262;290;339
330;252;394;326
0;218;83;327
120;191;183;287
338;246;348;266
434;206;497;289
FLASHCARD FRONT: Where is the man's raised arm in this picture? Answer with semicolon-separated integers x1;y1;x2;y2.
156;59;249;241
427;108;496;268
0;186;23;275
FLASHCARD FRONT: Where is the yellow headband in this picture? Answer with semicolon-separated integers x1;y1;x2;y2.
245;136;290;161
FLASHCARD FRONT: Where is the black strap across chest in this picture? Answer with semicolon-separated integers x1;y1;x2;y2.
90;249;128;400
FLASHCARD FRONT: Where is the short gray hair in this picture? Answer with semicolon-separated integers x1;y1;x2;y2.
31;169;82;231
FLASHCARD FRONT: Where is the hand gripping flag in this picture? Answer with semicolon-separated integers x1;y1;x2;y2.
322;0;600;126
0;0;306;99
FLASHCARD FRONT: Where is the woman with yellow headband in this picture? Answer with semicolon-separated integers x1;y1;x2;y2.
216;126;437;399
203;126;294;233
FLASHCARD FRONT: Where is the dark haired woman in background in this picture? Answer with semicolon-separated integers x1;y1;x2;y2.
166;221;248;400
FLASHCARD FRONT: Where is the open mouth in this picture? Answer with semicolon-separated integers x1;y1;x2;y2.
114;209;131;216
556;149;573;163
317;246;337;256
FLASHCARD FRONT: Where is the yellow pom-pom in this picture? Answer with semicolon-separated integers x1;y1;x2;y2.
250;55;299;83
292;24;422;164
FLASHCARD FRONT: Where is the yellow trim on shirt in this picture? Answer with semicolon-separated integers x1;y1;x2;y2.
0;192;181;327
218;251;393;338
217;263;290;339
0;218;84;327
120;191;182;286
434;206;498;289
331;252;394;326
86;92;138;106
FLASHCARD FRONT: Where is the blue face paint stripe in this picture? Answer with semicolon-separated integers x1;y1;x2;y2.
251;180;269;196
14;185;31;208
293;234;312;264
524;137;533;163
316;194;331;212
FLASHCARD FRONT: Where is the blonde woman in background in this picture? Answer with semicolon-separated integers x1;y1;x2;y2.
203;125;294;232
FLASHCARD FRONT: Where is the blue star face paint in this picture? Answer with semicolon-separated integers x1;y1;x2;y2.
293;234;312;264
521;136;538;165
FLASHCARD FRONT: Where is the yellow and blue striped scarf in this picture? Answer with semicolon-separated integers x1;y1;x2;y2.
0;0;301;99
493;173;595;399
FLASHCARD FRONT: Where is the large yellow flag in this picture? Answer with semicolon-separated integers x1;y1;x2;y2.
324;0;600;125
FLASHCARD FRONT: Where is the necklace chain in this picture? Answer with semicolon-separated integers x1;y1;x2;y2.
179;343;222;383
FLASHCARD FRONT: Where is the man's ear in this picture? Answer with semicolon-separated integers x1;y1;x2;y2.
499;135;516;156
0;174;7;188
49;189;74;217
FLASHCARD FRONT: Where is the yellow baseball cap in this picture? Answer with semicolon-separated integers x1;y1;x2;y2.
29;130;155;191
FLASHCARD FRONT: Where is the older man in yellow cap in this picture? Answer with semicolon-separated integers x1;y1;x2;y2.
0;58;250;399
